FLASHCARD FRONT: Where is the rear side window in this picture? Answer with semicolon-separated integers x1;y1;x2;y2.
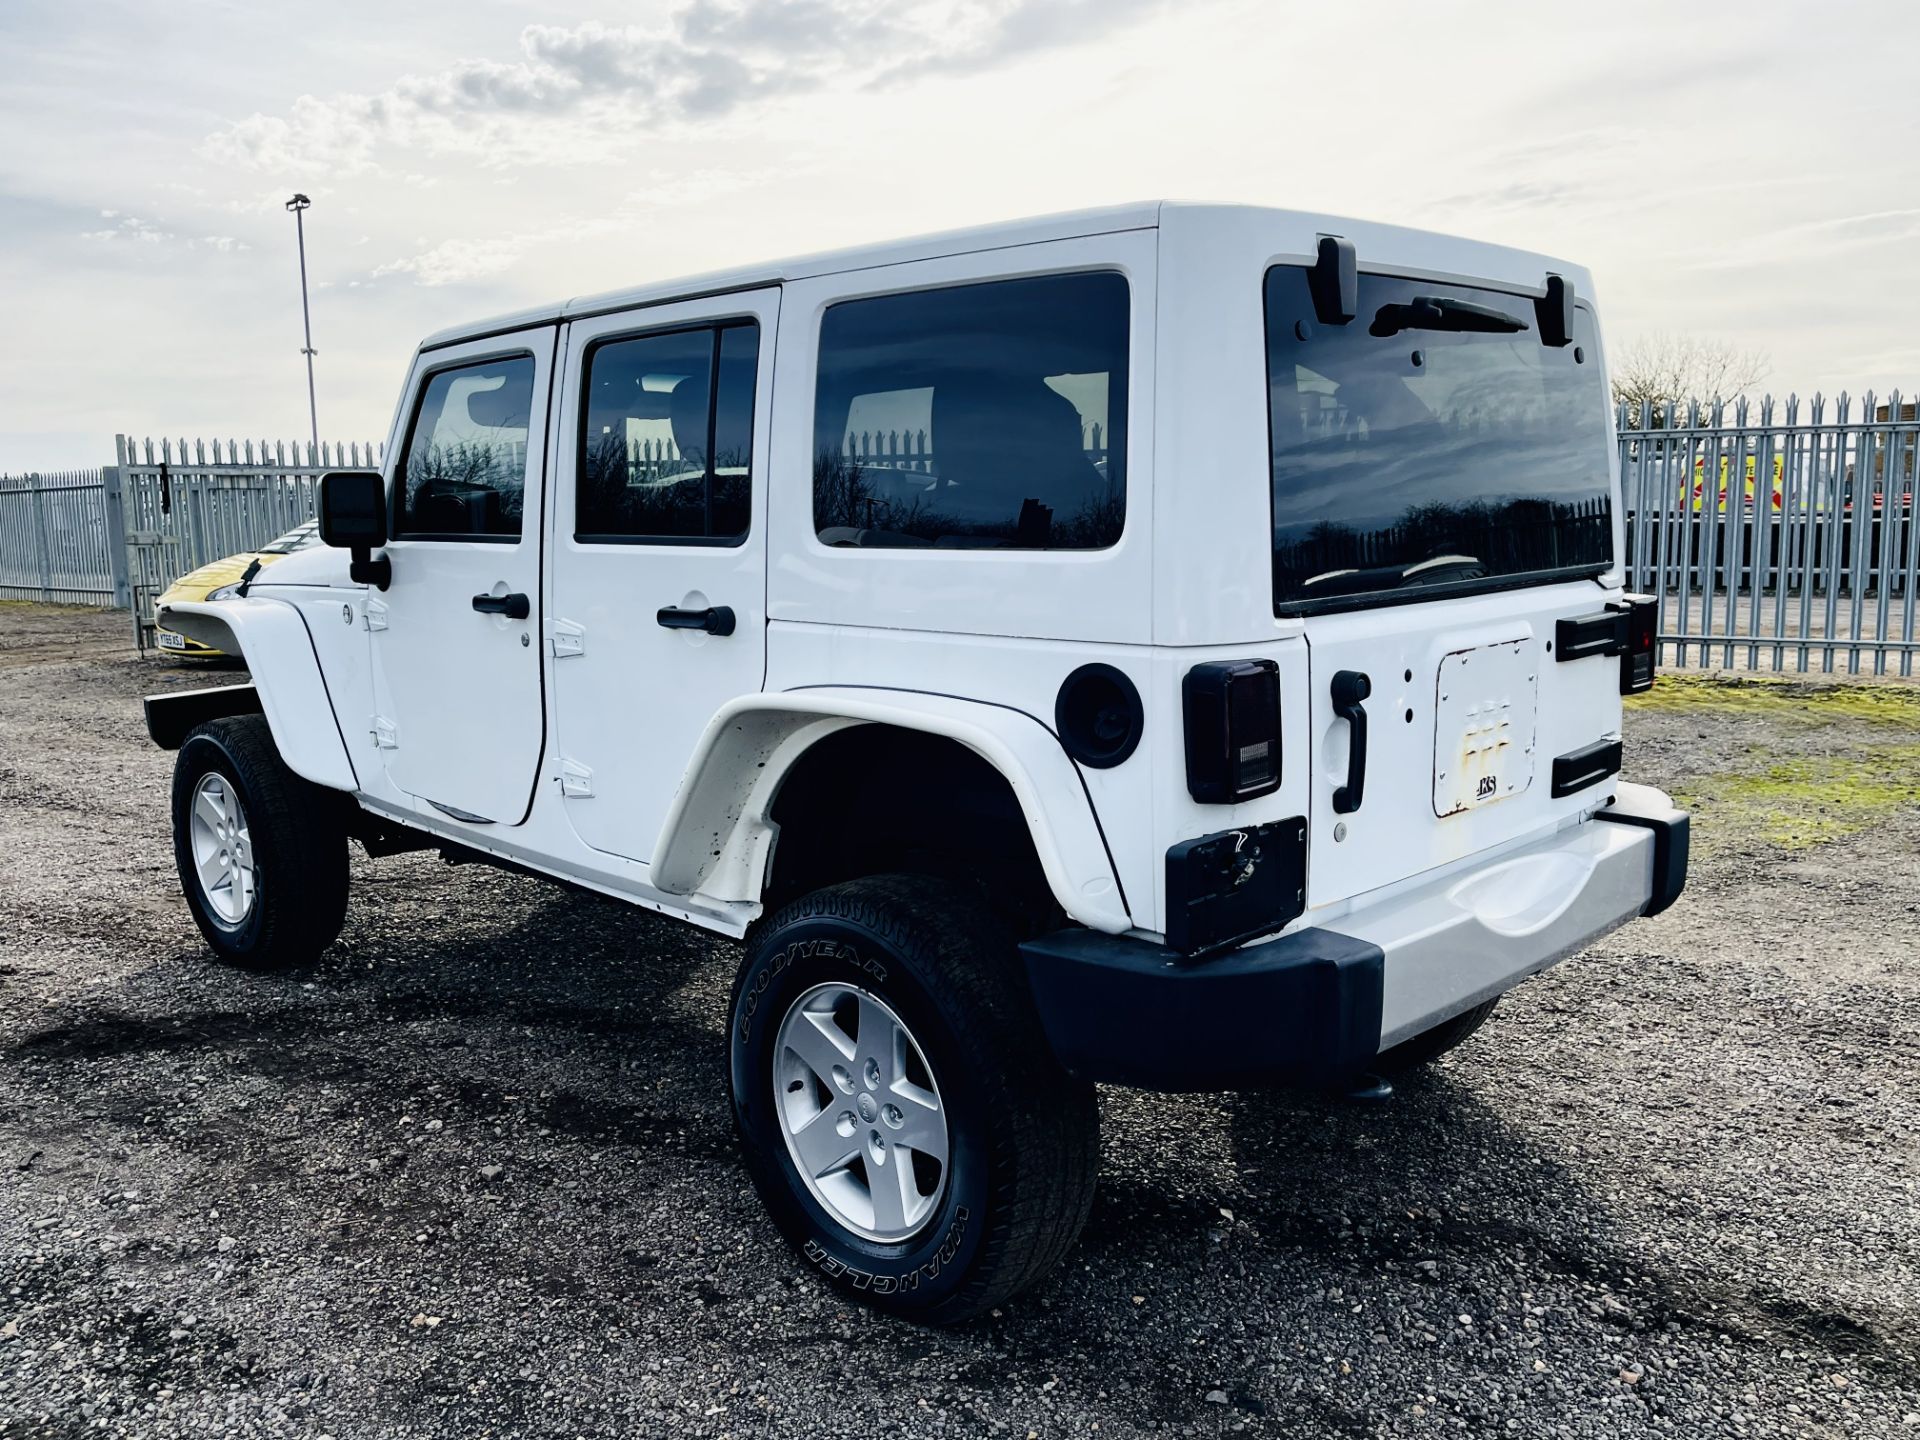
395;355;535;540
813;272;1128;549
577;321;760;544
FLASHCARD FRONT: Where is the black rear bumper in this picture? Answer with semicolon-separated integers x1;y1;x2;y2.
1020;791;1690;1092
1594;786;1691;917
1019;925;1384;1092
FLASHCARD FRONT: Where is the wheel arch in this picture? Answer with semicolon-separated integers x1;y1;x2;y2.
651;688;1131;934
156;598;359;792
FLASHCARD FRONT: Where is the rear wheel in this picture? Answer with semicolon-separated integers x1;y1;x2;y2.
1373;997;1499;1075
729;875;1098;1324
170;716;349;969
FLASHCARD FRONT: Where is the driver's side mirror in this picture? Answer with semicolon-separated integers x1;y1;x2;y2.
318;471;391;590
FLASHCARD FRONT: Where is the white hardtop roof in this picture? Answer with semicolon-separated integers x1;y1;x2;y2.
419;200;1586;352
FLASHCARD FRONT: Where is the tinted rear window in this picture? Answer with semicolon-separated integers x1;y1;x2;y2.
1265;267;1612;611
813;272;1127;550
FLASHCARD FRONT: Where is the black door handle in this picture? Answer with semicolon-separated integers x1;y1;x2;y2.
657;604;736;637
472;592;530;620
1331;669;1371;815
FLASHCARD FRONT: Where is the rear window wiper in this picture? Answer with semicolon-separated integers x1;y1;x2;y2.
1370;296;1529;338
1296;554;1486;598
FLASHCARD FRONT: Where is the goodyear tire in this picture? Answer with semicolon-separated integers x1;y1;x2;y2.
729;875;1098;1324
171;715;349;969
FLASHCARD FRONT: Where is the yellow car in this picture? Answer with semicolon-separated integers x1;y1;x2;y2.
153;521;322;657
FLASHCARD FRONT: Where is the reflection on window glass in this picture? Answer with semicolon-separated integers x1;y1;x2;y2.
396;357;535;539
1265;267;1612;609
812;272;1128;549
577;323;759;542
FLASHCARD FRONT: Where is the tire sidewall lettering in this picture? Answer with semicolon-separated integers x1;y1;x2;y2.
800;1206;970;1294
736;937;887;1046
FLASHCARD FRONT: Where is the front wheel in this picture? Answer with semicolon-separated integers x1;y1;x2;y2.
170;715;349;969
729;875;1098;1324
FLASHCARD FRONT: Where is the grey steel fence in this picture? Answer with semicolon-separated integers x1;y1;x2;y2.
117;434;382;651
1619;392;1919;676
9;398;1920;680
0;470;124;606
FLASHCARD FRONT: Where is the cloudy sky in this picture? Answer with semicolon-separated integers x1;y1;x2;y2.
2;0;1917;471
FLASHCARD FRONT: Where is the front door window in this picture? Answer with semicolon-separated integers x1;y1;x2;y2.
395;356;536;541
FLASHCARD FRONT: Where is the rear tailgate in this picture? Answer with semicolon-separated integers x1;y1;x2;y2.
1261;260;1623;907
1303;580;1623;906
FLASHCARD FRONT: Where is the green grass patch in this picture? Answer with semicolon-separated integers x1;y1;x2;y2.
1675;745;1920;852
1628;673;1920;725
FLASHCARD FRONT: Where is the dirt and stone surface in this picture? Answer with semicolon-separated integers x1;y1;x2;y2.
2;601;1917;1438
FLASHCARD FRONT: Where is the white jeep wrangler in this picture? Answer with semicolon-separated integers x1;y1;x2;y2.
150;203;1687;1324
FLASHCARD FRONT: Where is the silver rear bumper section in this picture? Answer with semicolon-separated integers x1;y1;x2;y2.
1341;781;1685;1051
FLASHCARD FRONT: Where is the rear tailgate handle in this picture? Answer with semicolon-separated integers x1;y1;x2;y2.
1331;669;1371;815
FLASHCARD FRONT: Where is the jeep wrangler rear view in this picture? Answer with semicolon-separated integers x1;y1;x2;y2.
149;203;1688;1324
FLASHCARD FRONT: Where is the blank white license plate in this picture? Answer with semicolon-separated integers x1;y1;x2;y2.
1432;638;1538;817
157;630;187;650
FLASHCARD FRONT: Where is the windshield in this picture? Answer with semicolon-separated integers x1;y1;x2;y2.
258;521;320;555
1265;266;1613;612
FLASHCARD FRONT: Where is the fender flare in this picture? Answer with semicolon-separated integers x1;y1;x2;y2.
155;598;359;791
651;688;1132;934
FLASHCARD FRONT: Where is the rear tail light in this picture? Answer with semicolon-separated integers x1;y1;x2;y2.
1619;594;1658;695
1183;659;1282;803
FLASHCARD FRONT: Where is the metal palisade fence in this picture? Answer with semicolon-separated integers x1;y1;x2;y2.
4;402;1919;676
1618;392;1919;676
116;434;382;651
0;470;121;605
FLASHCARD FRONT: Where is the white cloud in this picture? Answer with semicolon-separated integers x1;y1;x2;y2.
5;0;1919;473
372;236;526;287
80;216;172;244
202;2;1164;173
77;216;250;254
1687;208;1920;272
364;165;780;287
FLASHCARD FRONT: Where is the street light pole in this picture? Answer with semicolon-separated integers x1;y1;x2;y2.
285;193;319;452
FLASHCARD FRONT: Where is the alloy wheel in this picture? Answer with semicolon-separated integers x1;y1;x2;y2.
772;982;949;1242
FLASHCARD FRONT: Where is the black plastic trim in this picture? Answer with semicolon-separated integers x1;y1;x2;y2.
1054;663;1143;770
1164;817;1307;956
1536;273;1575;347
1020;923;1384;1091
1550;737;1622;799
1595;790;1691;917
1555;607;1629;661
1308;236;1358;325
144;684;264;750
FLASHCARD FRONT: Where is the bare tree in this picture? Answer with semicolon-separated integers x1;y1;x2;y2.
1610;333;1771;422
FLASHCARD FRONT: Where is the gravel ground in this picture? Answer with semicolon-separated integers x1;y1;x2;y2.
2;601;1917;1439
